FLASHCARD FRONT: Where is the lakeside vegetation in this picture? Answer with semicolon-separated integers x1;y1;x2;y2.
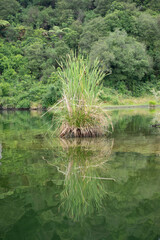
0;0;160;109
53;54;112;137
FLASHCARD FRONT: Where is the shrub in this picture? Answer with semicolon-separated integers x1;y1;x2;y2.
99;87;120;104
42;83;61;107
0;82;11;97
0;96;16;108
16;99;30;109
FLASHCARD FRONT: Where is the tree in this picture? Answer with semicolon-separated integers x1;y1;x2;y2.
104;9;137;34
90;29;153;91
0;0;20;20
63;27;80;48
94;0;114;16
23;6;55;29
131;0;160;11
22;6;40;29
23;40;46;79
0;20;10;37
132;12;160;48
79;16;108;53
33;0;56;7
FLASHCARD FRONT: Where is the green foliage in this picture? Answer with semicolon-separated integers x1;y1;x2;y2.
104;9;137;33
42;83;62;107
149;100;156;106
132;0;160;11
0;0;159;106
84;10;100;22
63;27;80;48
132;12;160;47
0;82;11;97
22;6;55;29
90;29;153;91
99;87;120;104
0;20;10;35
94;0;114;16
16;99;30;108
23;40;46;79
79;16;108;53
0;0;20;20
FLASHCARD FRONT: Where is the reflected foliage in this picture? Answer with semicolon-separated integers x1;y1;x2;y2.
48;138;114;220
0;110;160;239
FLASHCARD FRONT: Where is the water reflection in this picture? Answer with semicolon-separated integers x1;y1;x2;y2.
152;111;160;130
0;110;160;239
0;143;2;160
47;138;114;220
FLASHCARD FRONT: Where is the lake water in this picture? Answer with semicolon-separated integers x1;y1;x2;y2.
0;109;160;240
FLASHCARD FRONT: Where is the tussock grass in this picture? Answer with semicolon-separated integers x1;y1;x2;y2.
52;53;112;138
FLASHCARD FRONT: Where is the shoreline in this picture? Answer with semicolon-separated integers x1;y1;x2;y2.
104;104;160;109
0;105;160;111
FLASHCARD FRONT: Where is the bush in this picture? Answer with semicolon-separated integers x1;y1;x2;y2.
16;99;30;109
0;82;11;97
42;83;61;107
99;87;120;104
28;85;47;102
0;96;16;108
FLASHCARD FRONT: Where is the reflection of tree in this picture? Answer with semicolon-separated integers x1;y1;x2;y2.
46;138;114;221
112;114;153;136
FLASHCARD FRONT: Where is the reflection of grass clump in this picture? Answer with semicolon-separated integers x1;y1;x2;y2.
57;139;114;220
61;171;106;221
53;53;112;138
45;138;114;220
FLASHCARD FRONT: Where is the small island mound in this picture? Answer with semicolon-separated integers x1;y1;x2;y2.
52;53;112;138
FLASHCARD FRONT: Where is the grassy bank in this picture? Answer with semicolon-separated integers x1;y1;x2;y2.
0;95;159;110
100;88;160;107
0;82;159;110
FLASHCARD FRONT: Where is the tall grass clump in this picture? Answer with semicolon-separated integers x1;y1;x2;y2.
53;53;112;138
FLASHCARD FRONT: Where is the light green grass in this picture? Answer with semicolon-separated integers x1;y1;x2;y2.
52;53;112;137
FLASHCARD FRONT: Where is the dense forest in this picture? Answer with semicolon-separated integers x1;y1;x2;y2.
0;0;160;108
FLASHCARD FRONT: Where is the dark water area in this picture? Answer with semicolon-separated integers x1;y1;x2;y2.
0;109;160;240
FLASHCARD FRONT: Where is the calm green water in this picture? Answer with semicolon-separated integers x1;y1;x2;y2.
0;109;160;240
